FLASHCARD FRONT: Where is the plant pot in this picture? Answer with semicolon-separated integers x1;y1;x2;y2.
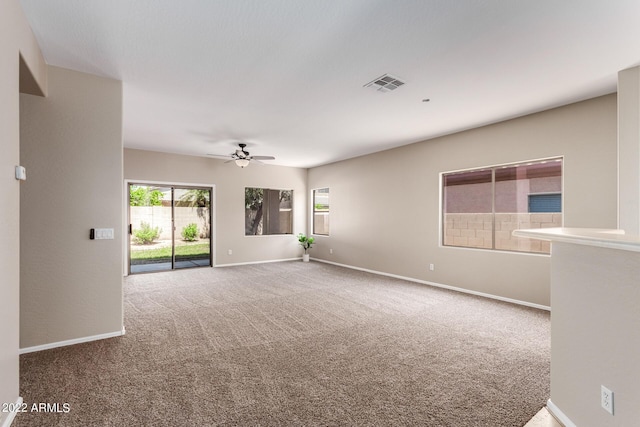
302;253;310;262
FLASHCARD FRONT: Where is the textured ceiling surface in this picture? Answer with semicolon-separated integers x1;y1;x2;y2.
19;0;640;167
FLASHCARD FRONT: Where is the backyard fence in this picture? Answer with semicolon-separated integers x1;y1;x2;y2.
444;212;561;253
130;206;210;240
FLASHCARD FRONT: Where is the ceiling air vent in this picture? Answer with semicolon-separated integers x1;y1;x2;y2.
364;74;406;93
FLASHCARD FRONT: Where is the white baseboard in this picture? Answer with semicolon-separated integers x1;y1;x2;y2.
19;327;126;355
1;397;22;427
547;399;576;427
216;257;301;267
312;258;551;311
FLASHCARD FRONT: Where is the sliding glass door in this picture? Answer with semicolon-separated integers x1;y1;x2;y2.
128;183;212;274
173;187;211;269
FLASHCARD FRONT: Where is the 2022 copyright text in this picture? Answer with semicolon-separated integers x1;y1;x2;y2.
2;402;71;414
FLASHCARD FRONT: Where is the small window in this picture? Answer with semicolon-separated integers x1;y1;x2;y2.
245;188;293;235
442;158;562;254
313;188;330;235
528;193;561;213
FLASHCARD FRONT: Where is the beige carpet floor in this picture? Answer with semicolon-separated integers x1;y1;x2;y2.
17;261;550;426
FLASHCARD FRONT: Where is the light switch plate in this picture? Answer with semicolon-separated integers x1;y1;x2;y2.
94;228;114;239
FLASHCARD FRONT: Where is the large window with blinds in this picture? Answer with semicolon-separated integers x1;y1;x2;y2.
442;158;562;254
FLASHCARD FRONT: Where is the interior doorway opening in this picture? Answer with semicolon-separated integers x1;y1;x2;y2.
128;183;213;274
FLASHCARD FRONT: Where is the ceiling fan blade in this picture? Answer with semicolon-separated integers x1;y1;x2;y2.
206;154;233;160
250;159;265;165
251;156;275;160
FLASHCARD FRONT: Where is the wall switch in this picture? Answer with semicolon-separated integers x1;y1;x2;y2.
601;385;614;415
94;228;114;239
429;263;435;271
228;249;232;255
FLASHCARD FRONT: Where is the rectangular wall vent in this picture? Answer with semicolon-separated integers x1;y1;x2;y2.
364;74;406;92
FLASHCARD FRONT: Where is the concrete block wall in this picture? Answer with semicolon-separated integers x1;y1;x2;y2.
130;206;210;241
444;213;561;253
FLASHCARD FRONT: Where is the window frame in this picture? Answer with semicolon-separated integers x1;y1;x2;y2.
312;187;330;236
440;156;563;255
244;187;294;236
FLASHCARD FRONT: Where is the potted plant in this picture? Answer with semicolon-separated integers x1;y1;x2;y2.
297;233;315;262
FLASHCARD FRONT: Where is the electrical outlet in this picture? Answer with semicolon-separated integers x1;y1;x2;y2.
227;249;232;255
601;385;614;415
429;264;435;271
329;248;333;254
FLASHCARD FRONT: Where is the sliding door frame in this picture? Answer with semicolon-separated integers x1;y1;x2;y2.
124;179;216;276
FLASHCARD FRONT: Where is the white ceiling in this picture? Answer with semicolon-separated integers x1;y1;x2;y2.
19;0;640;168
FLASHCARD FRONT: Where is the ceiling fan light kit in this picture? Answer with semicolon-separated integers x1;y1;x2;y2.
207;143;275;168
235;158;250;168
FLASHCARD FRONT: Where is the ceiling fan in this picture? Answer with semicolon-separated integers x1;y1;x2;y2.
207;143;275;168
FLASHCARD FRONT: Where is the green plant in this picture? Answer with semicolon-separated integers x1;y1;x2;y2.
133;221;162;245
181;223;199;241
130;243;210;264
148;190;164;206
180;189;210;207
129;186;164;206
180;189;211;238
297;233;315;253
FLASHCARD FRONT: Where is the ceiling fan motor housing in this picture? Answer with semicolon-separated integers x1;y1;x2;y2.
236;143;249;158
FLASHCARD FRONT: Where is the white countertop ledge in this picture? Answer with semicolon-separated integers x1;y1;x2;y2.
513;227;640;253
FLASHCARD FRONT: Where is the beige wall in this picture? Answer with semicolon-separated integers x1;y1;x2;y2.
618;66;640;234
0;0;46;423
308;94;618;307
551;242;640;425
124;149;308;265
20;66;123;349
